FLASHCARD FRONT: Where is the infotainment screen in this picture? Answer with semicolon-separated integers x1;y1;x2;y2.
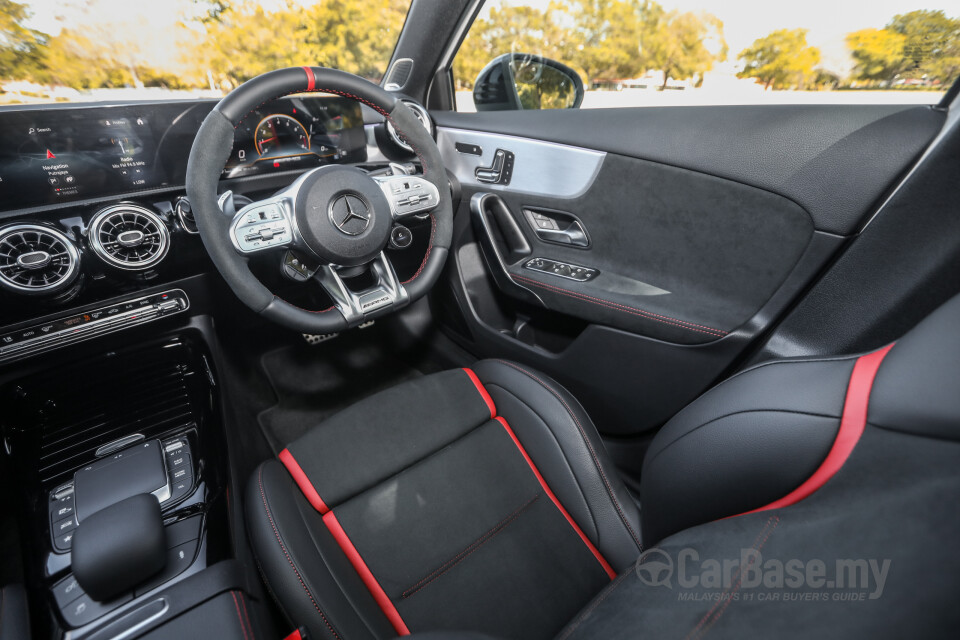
0;108;171;211
0;95;367;213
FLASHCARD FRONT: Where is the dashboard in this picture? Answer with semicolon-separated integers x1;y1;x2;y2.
0;96;367;212
0;93;432;359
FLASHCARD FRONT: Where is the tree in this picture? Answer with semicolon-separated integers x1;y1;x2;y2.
193;0;408;90
846;28;907;83
454;3;574;89
737;29;821;90
0;0;42;81
639;7;727;90
888;10;960;85
563;0;647;84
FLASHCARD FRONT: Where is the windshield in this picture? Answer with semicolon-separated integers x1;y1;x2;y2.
0;0;410;105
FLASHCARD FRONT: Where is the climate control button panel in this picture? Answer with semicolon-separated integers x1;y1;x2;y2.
0;289;189;363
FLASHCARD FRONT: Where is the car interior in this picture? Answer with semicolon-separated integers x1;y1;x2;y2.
1;0;959;639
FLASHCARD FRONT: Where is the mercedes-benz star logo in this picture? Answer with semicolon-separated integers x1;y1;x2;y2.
329;195;370;236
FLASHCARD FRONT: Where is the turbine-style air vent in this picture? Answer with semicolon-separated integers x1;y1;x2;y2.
89;205;170;270
387;99;433;152
0;224;80;294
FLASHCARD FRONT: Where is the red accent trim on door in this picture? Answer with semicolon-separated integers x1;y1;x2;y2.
495;416;618;580
322;512;411;636
737;343;895;517
463;368;496;418
279;448;330;514
302;66;316;91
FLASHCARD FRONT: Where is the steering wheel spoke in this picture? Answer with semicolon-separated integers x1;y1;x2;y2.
229;193;298;254
373;174;441;220
313;252;410;326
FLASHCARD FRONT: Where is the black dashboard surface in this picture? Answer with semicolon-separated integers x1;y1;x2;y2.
0;95;366;213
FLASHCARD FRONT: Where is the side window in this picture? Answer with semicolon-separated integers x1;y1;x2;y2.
453;1;960;112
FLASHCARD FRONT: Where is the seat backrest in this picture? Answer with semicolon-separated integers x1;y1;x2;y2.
639;293;960;545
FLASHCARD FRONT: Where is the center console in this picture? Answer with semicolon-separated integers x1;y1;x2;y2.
1;326;256;639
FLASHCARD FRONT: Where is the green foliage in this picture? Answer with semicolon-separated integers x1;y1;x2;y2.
454;0;725;89
454;3;575;89
194;0;408;90
847;28;907;82
737;28;821;90
0;0;43;80
639;7;727;89
846;11;960;87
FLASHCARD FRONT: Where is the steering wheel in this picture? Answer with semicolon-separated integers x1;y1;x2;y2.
185;67;452;334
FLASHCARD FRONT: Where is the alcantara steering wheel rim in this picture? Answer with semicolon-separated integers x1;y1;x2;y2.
185;66;452;334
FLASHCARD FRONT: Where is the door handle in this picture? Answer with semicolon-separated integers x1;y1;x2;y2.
470;193;543;306
522;208;590;248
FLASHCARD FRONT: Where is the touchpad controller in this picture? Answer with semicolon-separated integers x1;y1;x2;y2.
74;440;167;522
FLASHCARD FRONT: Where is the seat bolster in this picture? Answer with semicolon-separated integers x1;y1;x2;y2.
472;359;643;570
244;460;396;640
640;357;858;545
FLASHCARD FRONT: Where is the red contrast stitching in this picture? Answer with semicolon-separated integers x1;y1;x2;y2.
402;214;436;284
555;571;632;640
492;360;644;552
231;591;251;640
512;274;728;338
686;516;780;640
258;467;343;640
238;591;255;639
401;493;542;599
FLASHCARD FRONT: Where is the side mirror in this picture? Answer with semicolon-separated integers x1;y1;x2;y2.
473;53;584;112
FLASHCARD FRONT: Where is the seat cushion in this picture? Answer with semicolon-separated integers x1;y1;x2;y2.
246;362;641;640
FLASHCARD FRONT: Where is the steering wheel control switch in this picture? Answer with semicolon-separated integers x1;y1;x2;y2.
389;224;413;249
524;257;598;282
232;202;293;252
374;174;442;218
475;148;515;185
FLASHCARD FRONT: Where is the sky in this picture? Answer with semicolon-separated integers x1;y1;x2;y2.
17;0;960;76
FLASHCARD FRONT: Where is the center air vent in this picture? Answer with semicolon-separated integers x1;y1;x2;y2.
89;204;170;270
387;99;433;152
0;224;80;294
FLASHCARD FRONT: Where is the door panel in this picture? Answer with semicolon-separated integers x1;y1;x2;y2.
430;105;943;436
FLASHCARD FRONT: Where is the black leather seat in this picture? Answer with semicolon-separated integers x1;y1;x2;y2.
247;295;960;639
246;360;643;639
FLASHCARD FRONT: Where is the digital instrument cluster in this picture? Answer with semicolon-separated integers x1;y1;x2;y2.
0;96;367;212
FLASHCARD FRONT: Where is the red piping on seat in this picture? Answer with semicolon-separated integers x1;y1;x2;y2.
279;448;330;514
322;511;411;636
463;368;496;418
282;630;303;640
735;343;895;517
496;416;618;580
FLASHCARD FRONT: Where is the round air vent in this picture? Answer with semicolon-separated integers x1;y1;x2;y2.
0;224;80;294
387;100;433;152
88;204;170;270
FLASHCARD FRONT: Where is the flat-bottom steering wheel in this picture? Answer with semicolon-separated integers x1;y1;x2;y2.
185;67;452;333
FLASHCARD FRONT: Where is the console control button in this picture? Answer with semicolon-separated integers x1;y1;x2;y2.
52;574;84;609
53;515;78;536
167;451;192;472
50;496;75;521
168;475;193;503
134;539;199;596
55;529;76;551
523;257;599;282
61;591;132;628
